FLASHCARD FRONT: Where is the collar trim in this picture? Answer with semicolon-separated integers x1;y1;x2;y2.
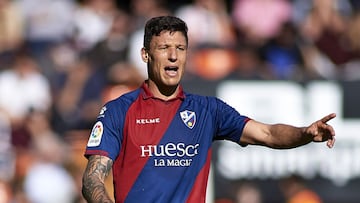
141;81;185;101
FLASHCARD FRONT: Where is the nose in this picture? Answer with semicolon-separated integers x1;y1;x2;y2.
168;47;177;62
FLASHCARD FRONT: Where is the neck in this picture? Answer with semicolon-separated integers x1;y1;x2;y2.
146;80;180;101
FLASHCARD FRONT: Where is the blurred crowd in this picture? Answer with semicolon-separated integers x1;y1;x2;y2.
0;0;360;202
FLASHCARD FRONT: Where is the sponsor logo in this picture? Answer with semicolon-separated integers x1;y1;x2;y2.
140;143;199;157
140;142;200;167
87;121;103;147
180;110;196;129
97;106;107;118
136;118;160;124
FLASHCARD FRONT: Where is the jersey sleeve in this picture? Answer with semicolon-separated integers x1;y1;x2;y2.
213;98;251;144
84;100;125;161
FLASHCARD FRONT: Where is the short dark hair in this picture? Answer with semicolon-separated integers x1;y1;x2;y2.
143;16;188;50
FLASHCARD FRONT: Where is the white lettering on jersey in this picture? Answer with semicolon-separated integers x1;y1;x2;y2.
136;118;160;124
140;143;200;167
140;143;199;157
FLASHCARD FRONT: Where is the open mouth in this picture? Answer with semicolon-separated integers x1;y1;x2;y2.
165;66;179;76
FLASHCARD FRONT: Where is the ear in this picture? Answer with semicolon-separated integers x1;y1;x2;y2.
141;48;149;63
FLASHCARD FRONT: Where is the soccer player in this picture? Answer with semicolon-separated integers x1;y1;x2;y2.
82;16;336;203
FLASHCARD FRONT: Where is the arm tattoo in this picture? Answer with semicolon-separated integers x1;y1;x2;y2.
82;155;114;203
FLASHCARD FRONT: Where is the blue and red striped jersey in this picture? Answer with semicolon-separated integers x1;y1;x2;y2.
85;82;250;203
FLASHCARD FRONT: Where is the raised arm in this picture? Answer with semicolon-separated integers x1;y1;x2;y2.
240;113;336;149
82;155;114;203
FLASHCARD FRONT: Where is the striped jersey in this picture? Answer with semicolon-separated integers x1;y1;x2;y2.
84;82;250;203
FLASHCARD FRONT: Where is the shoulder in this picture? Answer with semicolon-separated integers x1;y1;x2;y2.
101;88;142;114
185;93;228;105
184;93;231;111
185;93;247;123
109;88;141;105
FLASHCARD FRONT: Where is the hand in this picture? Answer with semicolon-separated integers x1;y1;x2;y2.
306;113;336;148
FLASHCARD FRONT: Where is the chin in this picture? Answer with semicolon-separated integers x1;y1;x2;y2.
163;78;180;86
164;82;179;88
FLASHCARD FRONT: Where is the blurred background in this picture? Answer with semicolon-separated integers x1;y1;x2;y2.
0;0;359;202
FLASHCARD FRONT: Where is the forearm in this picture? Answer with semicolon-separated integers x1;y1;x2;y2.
82;155;114;203
82;176;113;203
82;181;113;202
267;124;312;149
241;114;336;149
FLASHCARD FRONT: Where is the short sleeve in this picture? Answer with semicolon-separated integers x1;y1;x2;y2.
214;98;251;143
84;100;125;161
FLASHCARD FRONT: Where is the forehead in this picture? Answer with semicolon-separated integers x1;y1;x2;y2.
149;31;187;46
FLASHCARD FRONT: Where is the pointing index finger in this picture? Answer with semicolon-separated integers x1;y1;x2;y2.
320;113;336;124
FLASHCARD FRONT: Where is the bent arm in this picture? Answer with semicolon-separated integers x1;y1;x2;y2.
240;113;336;149
82;155;114;203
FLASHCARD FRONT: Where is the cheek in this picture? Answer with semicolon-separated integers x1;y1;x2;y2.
179;55;187;68
148;60;162;76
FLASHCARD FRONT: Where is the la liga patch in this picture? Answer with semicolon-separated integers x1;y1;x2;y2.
87;121;104;147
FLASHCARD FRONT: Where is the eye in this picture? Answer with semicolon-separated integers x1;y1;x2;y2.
177;46;186;51
158;45;168;50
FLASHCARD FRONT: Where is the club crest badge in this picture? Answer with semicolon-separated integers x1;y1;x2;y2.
180;110;196;129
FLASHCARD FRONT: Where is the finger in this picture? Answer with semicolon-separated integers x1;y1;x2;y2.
319;120;336;136
325;124;336;136
326;136;335;148
320;113;336;124
325;123;336;148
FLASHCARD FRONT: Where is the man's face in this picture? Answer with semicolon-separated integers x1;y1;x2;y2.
145;31;187;88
